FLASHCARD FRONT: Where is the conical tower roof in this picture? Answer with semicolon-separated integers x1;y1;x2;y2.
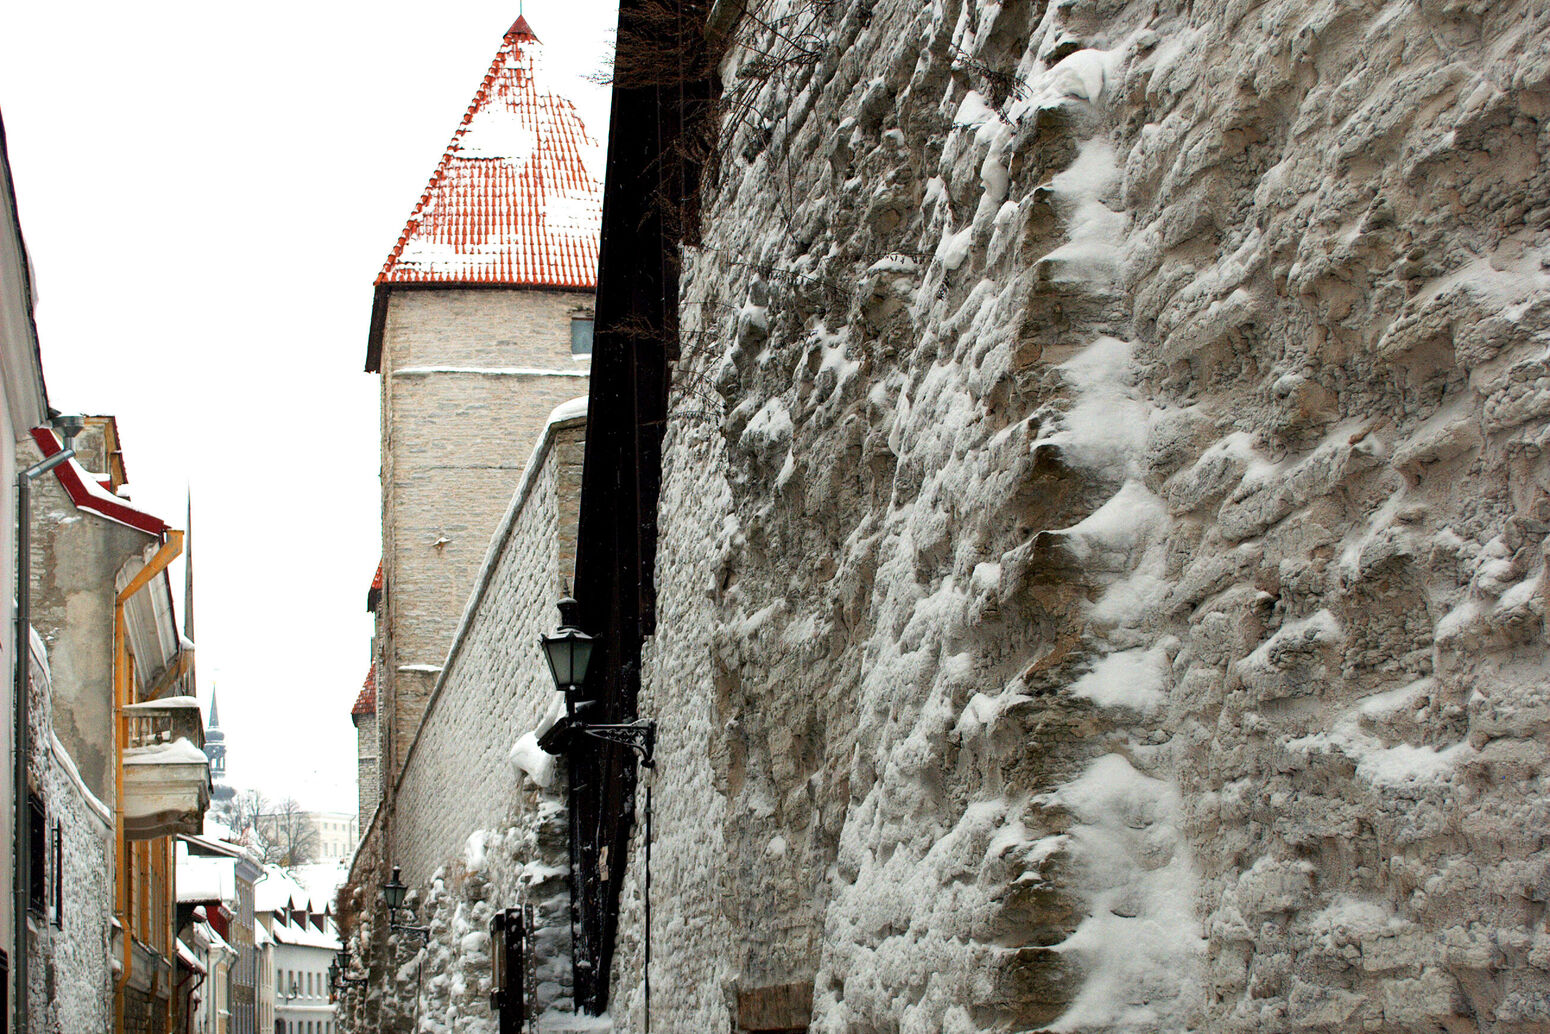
374;17;602;291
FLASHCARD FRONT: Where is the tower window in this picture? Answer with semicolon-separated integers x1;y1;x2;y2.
570;317;594;356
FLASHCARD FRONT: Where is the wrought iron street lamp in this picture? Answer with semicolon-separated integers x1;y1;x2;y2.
539;595;594;714
537;594;656;766
381;866;429;944
329;947;364;996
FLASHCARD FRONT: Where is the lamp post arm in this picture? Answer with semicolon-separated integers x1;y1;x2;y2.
573;720;657;767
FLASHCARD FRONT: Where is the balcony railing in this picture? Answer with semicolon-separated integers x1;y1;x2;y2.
122;697;209;839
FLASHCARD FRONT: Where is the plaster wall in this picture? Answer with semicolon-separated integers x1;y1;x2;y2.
24;436;155;801
604;1;1550;1032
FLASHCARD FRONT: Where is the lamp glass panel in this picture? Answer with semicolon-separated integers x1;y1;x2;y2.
383;870;406;910
542;630;592;688
541;635;570;688
571;636;593;685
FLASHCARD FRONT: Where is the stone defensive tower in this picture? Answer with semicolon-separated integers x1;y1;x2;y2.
361;15;601;817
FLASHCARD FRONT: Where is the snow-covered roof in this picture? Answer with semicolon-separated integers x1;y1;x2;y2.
289;860;350;906
371;17;601;292
177;848;236;904
123;695;200;712
271;916;340;951
193;916;236;960
255;866;310;913
29;427;168;535
176;938;206;974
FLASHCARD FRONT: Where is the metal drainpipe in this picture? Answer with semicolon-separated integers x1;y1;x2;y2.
111;528;184;1032
13;427;79;1034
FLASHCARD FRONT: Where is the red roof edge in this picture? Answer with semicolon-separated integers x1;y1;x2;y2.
508;15;539;40
351;664;377;718
30;428;168;536
367;560;383;612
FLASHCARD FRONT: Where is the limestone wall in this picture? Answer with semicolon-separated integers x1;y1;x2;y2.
605;0;1550;1031
342;407;588;1033
378;287;591;788
355;708;379;834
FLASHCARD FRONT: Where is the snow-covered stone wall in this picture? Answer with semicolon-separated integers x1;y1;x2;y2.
26;633;114;1033
604;0;1550;1031
341;407;589;1034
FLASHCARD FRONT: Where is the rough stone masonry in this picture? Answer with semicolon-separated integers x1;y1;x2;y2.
597;0;1550;1031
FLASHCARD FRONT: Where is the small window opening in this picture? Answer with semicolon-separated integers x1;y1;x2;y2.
28;792;45;914
52;821;62;928
570;317;594;356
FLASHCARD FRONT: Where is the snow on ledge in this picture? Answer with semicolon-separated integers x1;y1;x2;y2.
51;731;112;827
548;395;588;424
124;737;209;766
392;366;588;378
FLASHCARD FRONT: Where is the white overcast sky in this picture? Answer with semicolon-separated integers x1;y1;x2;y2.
0;1;616;812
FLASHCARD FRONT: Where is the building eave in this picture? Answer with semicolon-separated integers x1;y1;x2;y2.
0;112;49;437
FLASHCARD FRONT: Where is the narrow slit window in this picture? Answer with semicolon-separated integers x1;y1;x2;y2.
52;821;62;928
570;317;594;356
28;792;45;914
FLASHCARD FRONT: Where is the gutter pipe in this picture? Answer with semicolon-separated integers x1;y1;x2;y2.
112;528;184;1033
12;420;80;1034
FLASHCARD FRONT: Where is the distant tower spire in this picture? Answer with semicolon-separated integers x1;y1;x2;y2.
205;685;232;802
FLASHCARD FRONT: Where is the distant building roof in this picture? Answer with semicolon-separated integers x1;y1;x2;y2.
352;664;376;718
366;17;602;371
367;560;383;612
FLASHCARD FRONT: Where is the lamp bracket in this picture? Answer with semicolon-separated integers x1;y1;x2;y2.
389;914;431;945
538;717;657;767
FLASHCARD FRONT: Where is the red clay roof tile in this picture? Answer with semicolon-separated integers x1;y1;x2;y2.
352;664;376;717
375;18;601;289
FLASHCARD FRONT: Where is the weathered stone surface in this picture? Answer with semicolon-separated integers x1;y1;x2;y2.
376;288;591;799
600;0;1550;1032
338;414;588;1034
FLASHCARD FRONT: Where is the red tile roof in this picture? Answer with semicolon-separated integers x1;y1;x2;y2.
375;17;602;291
352;664;376;717
367;560;383;612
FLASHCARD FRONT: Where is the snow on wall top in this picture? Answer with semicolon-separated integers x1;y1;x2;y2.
374;17;601;290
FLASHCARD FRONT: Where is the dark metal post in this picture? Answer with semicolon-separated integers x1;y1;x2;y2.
643;783;651;1034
